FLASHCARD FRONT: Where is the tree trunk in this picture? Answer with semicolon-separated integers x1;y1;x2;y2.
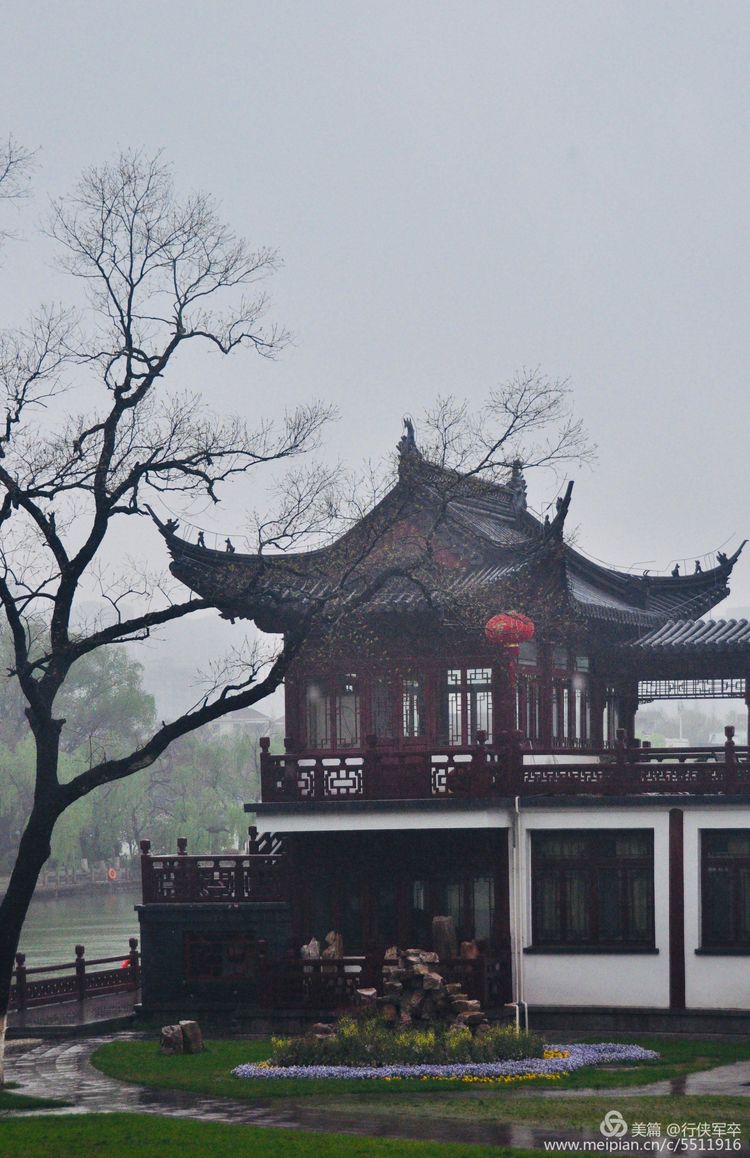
0;804;57;1085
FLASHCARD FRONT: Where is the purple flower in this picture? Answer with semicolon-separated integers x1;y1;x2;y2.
232;1043;658;1081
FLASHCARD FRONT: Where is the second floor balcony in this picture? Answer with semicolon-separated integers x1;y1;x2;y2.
258;729;750;804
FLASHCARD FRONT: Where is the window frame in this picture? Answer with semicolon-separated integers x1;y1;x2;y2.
440;665;493;747
530;829;655;951
303;672;361;751
701;829;750;950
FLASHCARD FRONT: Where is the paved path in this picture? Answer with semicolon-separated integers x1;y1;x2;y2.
5;1036;750;1151
2;1035;576;1149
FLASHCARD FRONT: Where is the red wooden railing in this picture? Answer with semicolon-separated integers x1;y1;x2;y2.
9;938;140;1011
139;839;289;904
259;729;749;803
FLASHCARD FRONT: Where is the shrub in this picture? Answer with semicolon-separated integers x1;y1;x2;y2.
269;1017;545;1067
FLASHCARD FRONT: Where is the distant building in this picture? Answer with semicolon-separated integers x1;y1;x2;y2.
209;707;283;740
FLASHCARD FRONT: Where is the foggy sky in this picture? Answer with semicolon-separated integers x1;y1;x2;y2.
2;0;749;631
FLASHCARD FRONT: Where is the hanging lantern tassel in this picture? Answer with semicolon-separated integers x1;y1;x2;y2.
485;612;535;689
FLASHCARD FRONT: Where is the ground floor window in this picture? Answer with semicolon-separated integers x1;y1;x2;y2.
702;830;750;948
531;829;654;948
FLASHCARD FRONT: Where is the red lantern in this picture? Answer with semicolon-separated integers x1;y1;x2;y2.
485;612;535;688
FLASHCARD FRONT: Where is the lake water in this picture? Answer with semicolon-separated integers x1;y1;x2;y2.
18;886;141;968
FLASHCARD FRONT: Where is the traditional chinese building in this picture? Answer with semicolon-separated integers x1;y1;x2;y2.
137;431;750;1031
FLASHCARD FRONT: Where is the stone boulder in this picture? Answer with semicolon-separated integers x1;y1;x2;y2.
179;1020;204;1054
159;1024;184;1054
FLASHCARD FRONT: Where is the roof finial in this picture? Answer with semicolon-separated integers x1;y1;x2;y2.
399;415;416;456
509;459;527;514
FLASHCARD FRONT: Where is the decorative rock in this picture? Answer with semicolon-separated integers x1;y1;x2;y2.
322;930;344;959
179;1020;204;1054
460;939;480;960
376;944;490;1036
159;1024;184;1054
405;991;424;1015
431;915;457;960
312;1022;335;1036
356;987;378;1005
301;937;320;959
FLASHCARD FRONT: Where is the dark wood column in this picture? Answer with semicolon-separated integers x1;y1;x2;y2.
669;808;686;1010
539;640;553;747
492;662;514;741
614;681;639;742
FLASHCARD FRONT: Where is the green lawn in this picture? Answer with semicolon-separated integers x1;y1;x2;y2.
0;1083;70;1111
338;1093;750;1132
0;1114;537;1158
91;1035;750;1100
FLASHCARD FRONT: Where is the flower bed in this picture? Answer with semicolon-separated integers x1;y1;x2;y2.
265;1018;545;1067
233;1042;659;1082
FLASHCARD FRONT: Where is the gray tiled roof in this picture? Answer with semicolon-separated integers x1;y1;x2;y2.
630;618;750;649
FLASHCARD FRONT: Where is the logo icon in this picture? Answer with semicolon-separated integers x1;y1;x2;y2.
600;1110;628;1138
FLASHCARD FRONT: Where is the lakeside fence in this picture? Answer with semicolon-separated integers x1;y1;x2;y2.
9;938;140;1011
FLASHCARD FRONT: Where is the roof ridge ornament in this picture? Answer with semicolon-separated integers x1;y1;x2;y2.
543;480;573;539
509;459;527;515
397;415;423;481
398;415;417;455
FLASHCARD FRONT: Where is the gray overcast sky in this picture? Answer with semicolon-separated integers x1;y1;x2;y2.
2;0;749;612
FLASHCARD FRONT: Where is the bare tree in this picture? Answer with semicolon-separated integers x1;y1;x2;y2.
0;146;593;1081
421;371;594;480
0;136;34;249
0;150;332;1077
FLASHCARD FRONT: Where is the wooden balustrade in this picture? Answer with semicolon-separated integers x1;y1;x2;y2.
258;731;749;803
9;938;139;1011
258;956;380;1010
139;839;289;904
253;954;506;1010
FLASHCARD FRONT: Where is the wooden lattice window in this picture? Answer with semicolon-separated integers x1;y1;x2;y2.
401;671;426;739
441;667;493;746
304;674;360;750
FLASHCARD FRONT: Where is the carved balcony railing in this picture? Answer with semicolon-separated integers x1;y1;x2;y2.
139;837;289;904
9;939;140;1011
259;729;750;803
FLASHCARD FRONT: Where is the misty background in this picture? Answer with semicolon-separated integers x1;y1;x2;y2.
1;0;748;728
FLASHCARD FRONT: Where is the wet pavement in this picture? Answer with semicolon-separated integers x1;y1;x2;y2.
4;1035;750;1151
3;1035;581;1148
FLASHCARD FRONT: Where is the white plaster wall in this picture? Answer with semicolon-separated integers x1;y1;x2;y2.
254;805;513;834
684;805;750;1010
517;807;671;1008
